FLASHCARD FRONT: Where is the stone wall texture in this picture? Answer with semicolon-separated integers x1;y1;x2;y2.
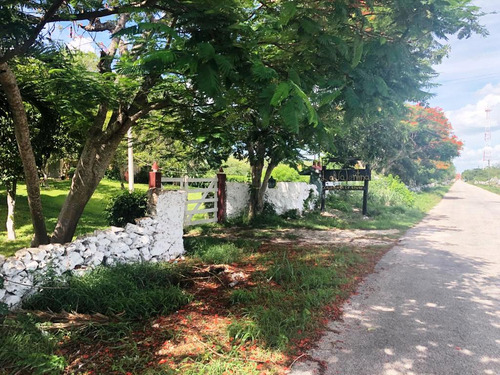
226;182;318;218
0;190;187;309
226;182;250;218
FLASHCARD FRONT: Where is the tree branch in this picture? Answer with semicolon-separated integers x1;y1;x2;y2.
0;0;65;63
48;0;158;22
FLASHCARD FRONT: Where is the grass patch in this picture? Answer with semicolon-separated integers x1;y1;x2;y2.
470;183;500;195
0;313;67;375
2;240;385;374
0;179;148;257
184;236;260;264
23;263;192;319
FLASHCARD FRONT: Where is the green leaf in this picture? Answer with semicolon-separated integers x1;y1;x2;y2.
251;61;277;81
289;81;317;126
141;50;176;65
196;62;220;97
271;82;291;106
113;23;179;39
280;100;299;133
288;69;301;85
374;76;390;96
351;40;364;68
214;55;235;77
198;42;216;62
279;2;297;26
319;90;342;107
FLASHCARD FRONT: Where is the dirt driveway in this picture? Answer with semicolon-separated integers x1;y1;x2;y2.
291;181;500;375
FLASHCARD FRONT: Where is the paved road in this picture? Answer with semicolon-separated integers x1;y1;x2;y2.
291;181;500;375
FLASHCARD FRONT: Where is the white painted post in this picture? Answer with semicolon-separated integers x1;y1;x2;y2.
127;127;134;192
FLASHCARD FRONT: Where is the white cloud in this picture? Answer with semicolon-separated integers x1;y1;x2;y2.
67;37;96;54
446;82;500;171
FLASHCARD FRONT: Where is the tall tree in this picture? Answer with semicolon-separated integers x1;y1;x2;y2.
1;0;66;245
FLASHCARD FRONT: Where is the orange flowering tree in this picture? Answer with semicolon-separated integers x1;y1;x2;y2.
383;104;464;185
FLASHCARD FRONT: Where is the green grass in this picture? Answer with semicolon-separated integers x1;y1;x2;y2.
470;183;500;195
227;246;360;350
0;313;67;375
23;263;192;319
0;179;148;257
184;236;261;264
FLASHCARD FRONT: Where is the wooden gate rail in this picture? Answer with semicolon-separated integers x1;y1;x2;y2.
161;175;223;227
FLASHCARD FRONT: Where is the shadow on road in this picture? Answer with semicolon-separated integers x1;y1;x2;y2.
301;220;500;375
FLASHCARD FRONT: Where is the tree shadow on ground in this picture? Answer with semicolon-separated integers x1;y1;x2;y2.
298;220;500;375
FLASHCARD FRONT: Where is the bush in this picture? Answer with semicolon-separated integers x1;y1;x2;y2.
105;191;148;227
104;166;122;181
226;174;249;182
370;174;415;207
134;166;150;184
271;165;303;182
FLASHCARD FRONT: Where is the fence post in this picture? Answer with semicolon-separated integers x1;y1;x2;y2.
362;164;371;216
217;168;227;223
148;161;162;189
147;162;162;216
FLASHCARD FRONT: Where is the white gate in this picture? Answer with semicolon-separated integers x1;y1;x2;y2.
161;176;218;226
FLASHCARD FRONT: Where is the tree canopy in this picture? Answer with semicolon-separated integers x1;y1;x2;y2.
0;0;487;241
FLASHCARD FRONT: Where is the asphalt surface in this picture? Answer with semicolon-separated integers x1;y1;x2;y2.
290;181;500;375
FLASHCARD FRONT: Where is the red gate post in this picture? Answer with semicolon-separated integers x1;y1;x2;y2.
149;161;162;189
217;168;226;223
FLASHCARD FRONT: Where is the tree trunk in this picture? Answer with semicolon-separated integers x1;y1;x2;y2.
248;160;278;219
5;180;17;241
51;110;132;244
248;161;264;220
0;62;49;246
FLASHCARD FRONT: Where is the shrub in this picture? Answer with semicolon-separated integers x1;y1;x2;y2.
369;174;415;207
281;209;300;220
271;165;303;182
104;165;122;181
226;174;249;182
105;191;148;227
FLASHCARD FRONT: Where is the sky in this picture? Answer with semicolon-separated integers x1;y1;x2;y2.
428;0;500;172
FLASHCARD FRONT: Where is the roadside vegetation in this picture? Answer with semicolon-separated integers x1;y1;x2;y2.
0;180;450;375
462;166;500;195
475;185;500;195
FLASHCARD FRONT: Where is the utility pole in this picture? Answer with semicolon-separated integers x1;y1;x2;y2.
483;108;492;168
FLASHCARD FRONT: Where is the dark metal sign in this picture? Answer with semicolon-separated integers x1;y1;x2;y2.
321;164;371;215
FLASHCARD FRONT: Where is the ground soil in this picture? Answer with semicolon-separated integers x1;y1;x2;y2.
53;227;398;375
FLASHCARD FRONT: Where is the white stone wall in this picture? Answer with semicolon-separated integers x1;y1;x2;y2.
226;182;318;218
0;190;187;309
265;182;318;215
226;182;250;218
